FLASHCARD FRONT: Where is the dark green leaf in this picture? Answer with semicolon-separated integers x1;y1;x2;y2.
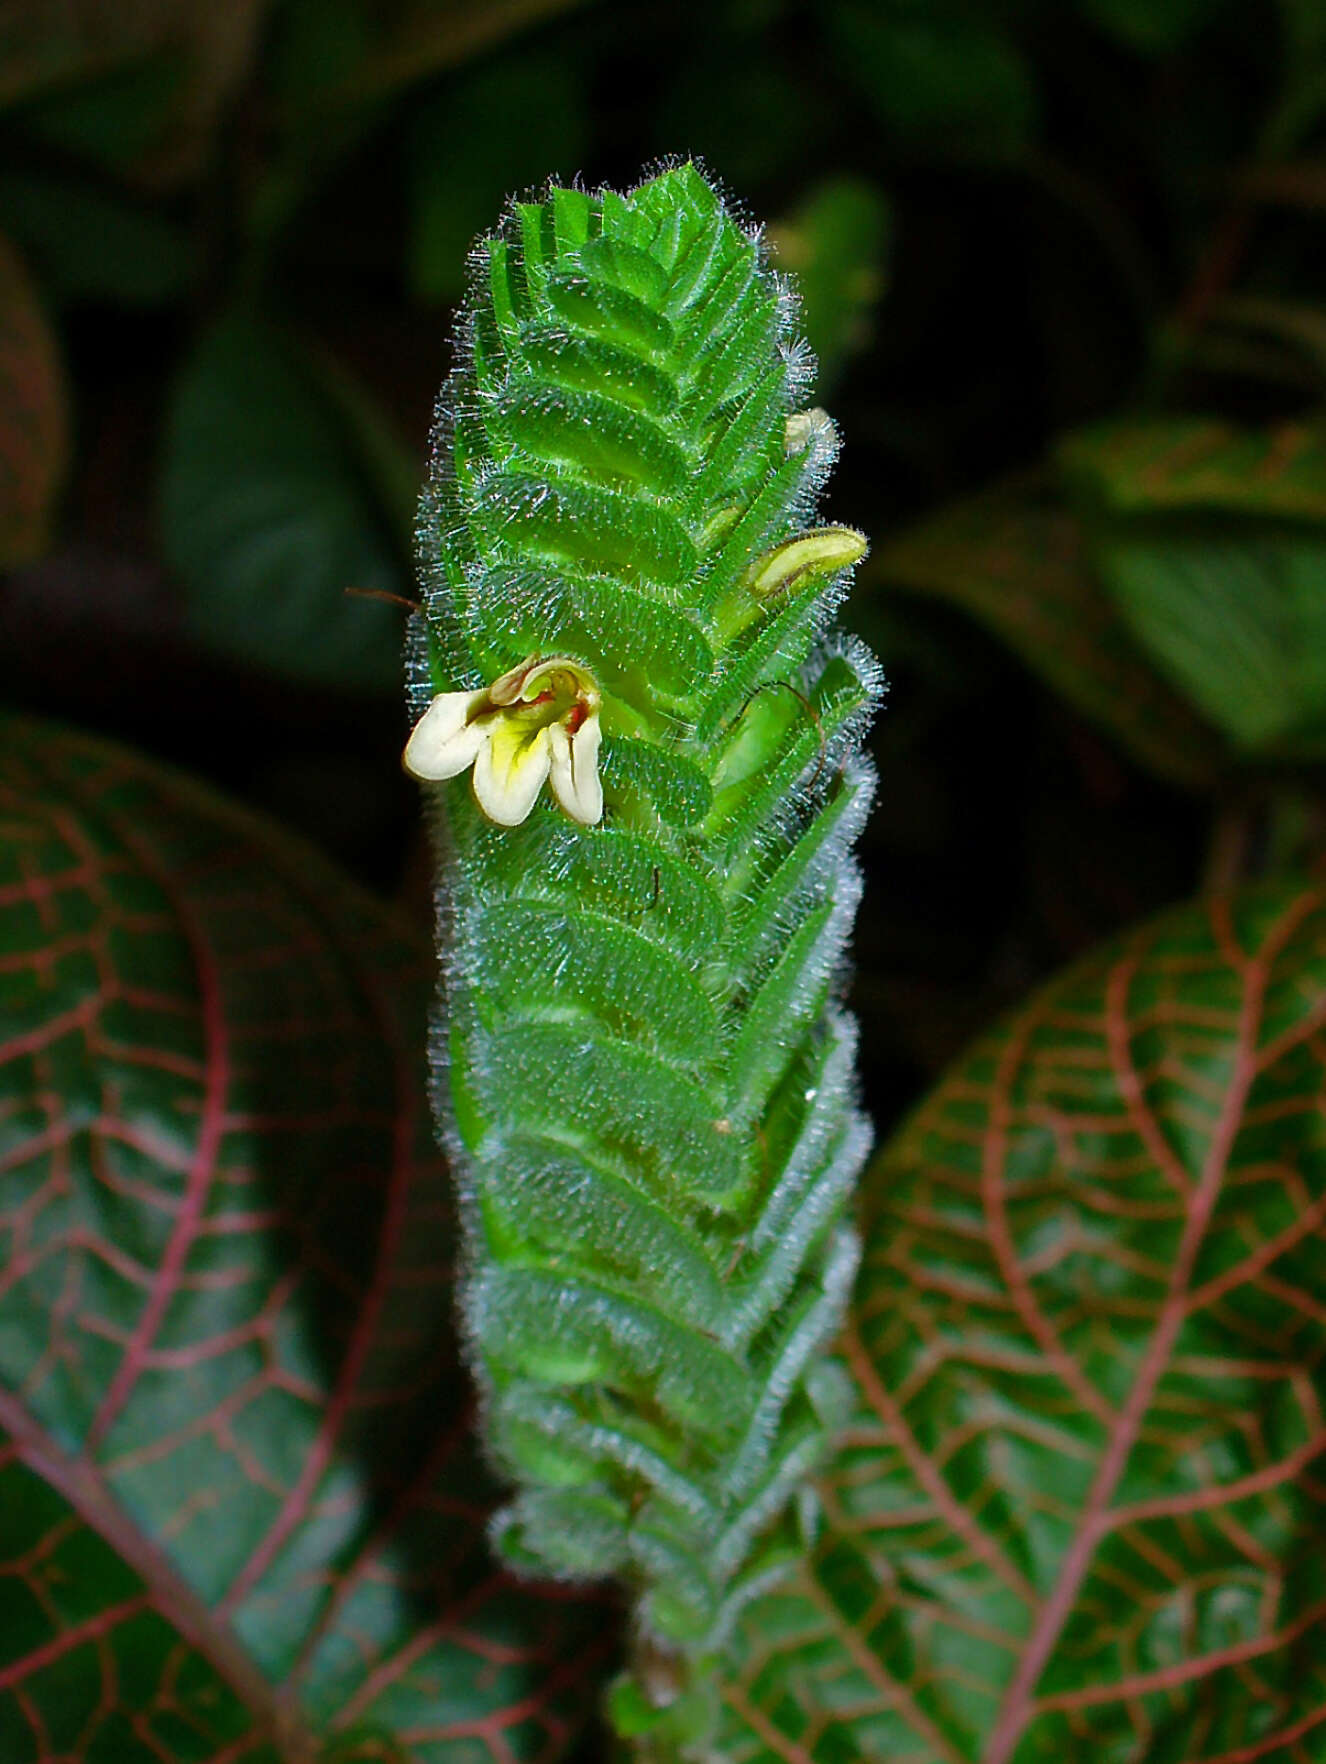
267;0;375;113
1076;0;1228;56
1269;0;1326;156
0;712;608;1760
829;0;1038;161
654;59;826;192
407;53;587;305
1061;416;1326;521
1098;532;1326;755
719;873;1326;1761
1064;419;1326;756
159;311;416;694
0;2;269;185
11;52;187;169
0;1;175;107
0;170;193;306
1206;295;1326;385
273;0;591;117
767;178;890;395
868;480;1222;787
0;230;67;567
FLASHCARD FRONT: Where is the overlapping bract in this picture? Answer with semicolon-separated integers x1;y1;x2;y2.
410;163;880;1676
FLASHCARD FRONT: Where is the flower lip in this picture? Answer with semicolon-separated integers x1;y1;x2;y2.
404;654;604;829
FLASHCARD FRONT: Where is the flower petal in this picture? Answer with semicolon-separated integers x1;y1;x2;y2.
473;717;552;826
547;713;603;826
487;661;534;707
403;691;487;780
517;655;589;702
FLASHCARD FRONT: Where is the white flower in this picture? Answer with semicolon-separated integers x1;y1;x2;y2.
404;655;604;828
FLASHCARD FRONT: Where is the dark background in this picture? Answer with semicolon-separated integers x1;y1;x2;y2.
3;0;1322;1132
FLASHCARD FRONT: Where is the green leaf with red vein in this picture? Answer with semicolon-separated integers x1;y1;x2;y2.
715;874;1326;1763
1061;417;1326;520
867;478;1222;788
0;232;67;569
0;711;609;1764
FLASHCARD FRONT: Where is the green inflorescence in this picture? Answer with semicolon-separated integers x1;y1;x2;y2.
406;162;882;1741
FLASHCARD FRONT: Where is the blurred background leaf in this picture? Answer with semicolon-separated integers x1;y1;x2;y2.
1063;418;1326;757
1096;530;1326;755
828;0;1038;162
655;51;826;192
1061;416;1326;518
767;176;890;395
0;0;269;185
406;49;587;305
867;477;1222;788
0;230;66;566
158;309;415;695
270;0;592;117
1076;0;1229;56
0;168;194;306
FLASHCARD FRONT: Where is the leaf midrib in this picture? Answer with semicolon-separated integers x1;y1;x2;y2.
980;890;1321;1764
0;1385;316;1763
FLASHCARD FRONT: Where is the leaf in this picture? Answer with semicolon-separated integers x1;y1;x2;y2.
1280;0;1326;62
272;0;592;118
0;170;193;307
1062;416;1326;522
766;179;890;396
1206;295;1326;385
1098;533;1326;756
159;312;416;695
828;0;1038;162
1075;0;1227;55
654;59;828;192
1240;160;1326;210
717;873;1326;1763
1063;419;1326;757
868;480;1222;787
407;52;587;305
0;231;67;568
0;0;181;106
11;53;190;171
0;0;269;186
0;712;608;1762
1269;0;1326;157
352;0;590;106
260;0;583;253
